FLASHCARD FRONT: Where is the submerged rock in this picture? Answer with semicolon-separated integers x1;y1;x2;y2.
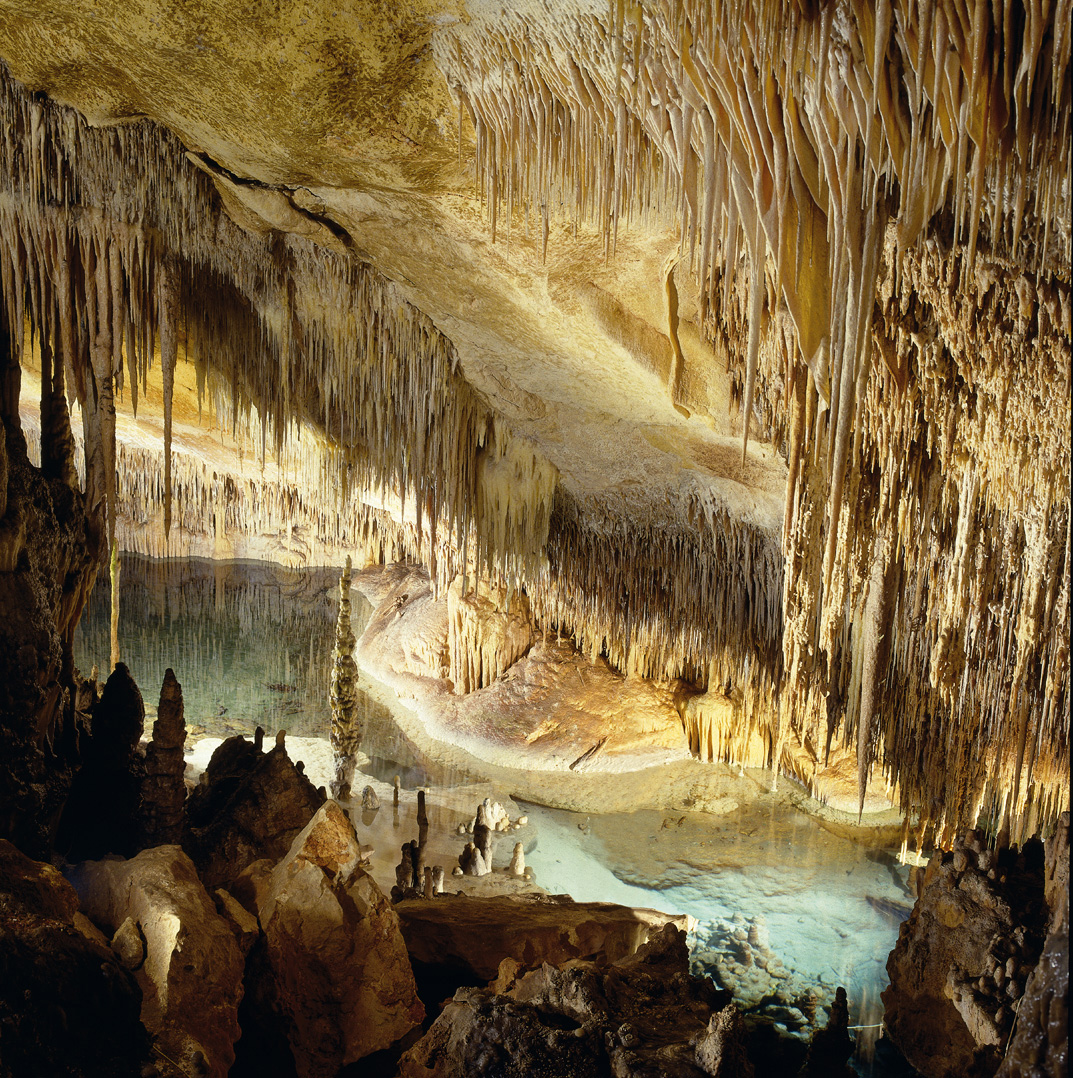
183;734;325;889
68;844;244;1078
398;922;730;1077
0;839;148;1078
249;800;424;1077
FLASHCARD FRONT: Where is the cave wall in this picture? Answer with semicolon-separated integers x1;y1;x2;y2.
0;0;1069;847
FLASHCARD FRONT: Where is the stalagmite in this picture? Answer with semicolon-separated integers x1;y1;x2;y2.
139;668;186;848
329;556;360;801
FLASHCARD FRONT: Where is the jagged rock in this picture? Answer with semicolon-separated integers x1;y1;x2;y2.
694;1004;754;1077
0;838;148;1078
396;892;693;982
183;735;325;890
362;784;381;810
399;922;730;1077
213;887;261;958
139;668;187;848
800;986;853;1076
995;812;1069;1078
0;414;98;860
883;828;1050;1078
249;800;424;1077
67;844;244;1078
56;662;145;861
110;915;146;971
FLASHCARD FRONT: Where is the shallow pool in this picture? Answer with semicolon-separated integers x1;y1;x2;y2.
76;555;919;1075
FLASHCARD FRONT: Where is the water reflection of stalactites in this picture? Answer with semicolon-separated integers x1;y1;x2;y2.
74;554;476;789
74;555;371;737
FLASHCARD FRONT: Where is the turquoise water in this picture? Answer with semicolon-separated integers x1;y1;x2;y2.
73;555;360;740
75;554;918;1076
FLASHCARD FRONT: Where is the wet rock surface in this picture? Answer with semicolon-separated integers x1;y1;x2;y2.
398;922;733;1077
0;838;148;1078
183;733;325;889
68;844;245;1078
396;892;693;982
883;828;1051;1078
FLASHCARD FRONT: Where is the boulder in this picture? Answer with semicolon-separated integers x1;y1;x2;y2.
183;735;325;889
398;922;732;1078
396;892;693;981
0;839;147;1077
251;800;424;1077
68;844;244;1078
883;828;1050;1078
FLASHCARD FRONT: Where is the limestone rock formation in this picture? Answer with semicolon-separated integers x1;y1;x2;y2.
398;922;730;1078
248;800;424;1077
183;733;325;890
68;844;245;1078
0;839;148;1078
883;829;1050;1078
329;556;361;800
396;892;692;982
446;576;532;694
56;662;145;861
139;668;187;848
995;812;1069;1078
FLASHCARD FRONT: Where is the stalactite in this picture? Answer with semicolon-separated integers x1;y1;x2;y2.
434;0;1070;837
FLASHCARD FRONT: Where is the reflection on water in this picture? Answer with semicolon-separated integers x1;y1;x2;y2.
77;555;916;1076
74;555;476;788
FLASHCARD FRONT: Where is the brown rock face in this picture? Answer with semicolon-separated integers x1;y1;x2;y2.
0;416;99;858
250;800;424;1077
67;844;245;1078
183;734;325;890
883;829;1050;1078
0;839;148;1078
396;892;693;982
995;813;1069;1078
56;662;146;861
399;922;730;1078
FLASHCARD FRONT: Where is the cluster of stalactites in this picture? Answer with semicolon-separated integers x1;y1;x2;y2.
434;0;1071;839
0;66;557;602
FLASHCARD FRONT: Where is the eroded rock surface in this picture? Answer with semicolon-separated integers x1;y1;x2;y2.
995;812;1069;1078
0;839;147;1078
396;892;693;981
398;922;732;1077
183;733;325;889
248;800;424;1077
68;844;244;1078
883;829;1050;1078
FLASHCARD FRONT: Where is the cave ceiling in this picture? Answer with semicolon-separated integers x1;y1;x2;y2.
0;0;1069;840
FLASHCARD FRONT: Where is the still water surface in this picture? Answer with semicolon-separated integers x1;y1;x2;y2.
75;555;919;1076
